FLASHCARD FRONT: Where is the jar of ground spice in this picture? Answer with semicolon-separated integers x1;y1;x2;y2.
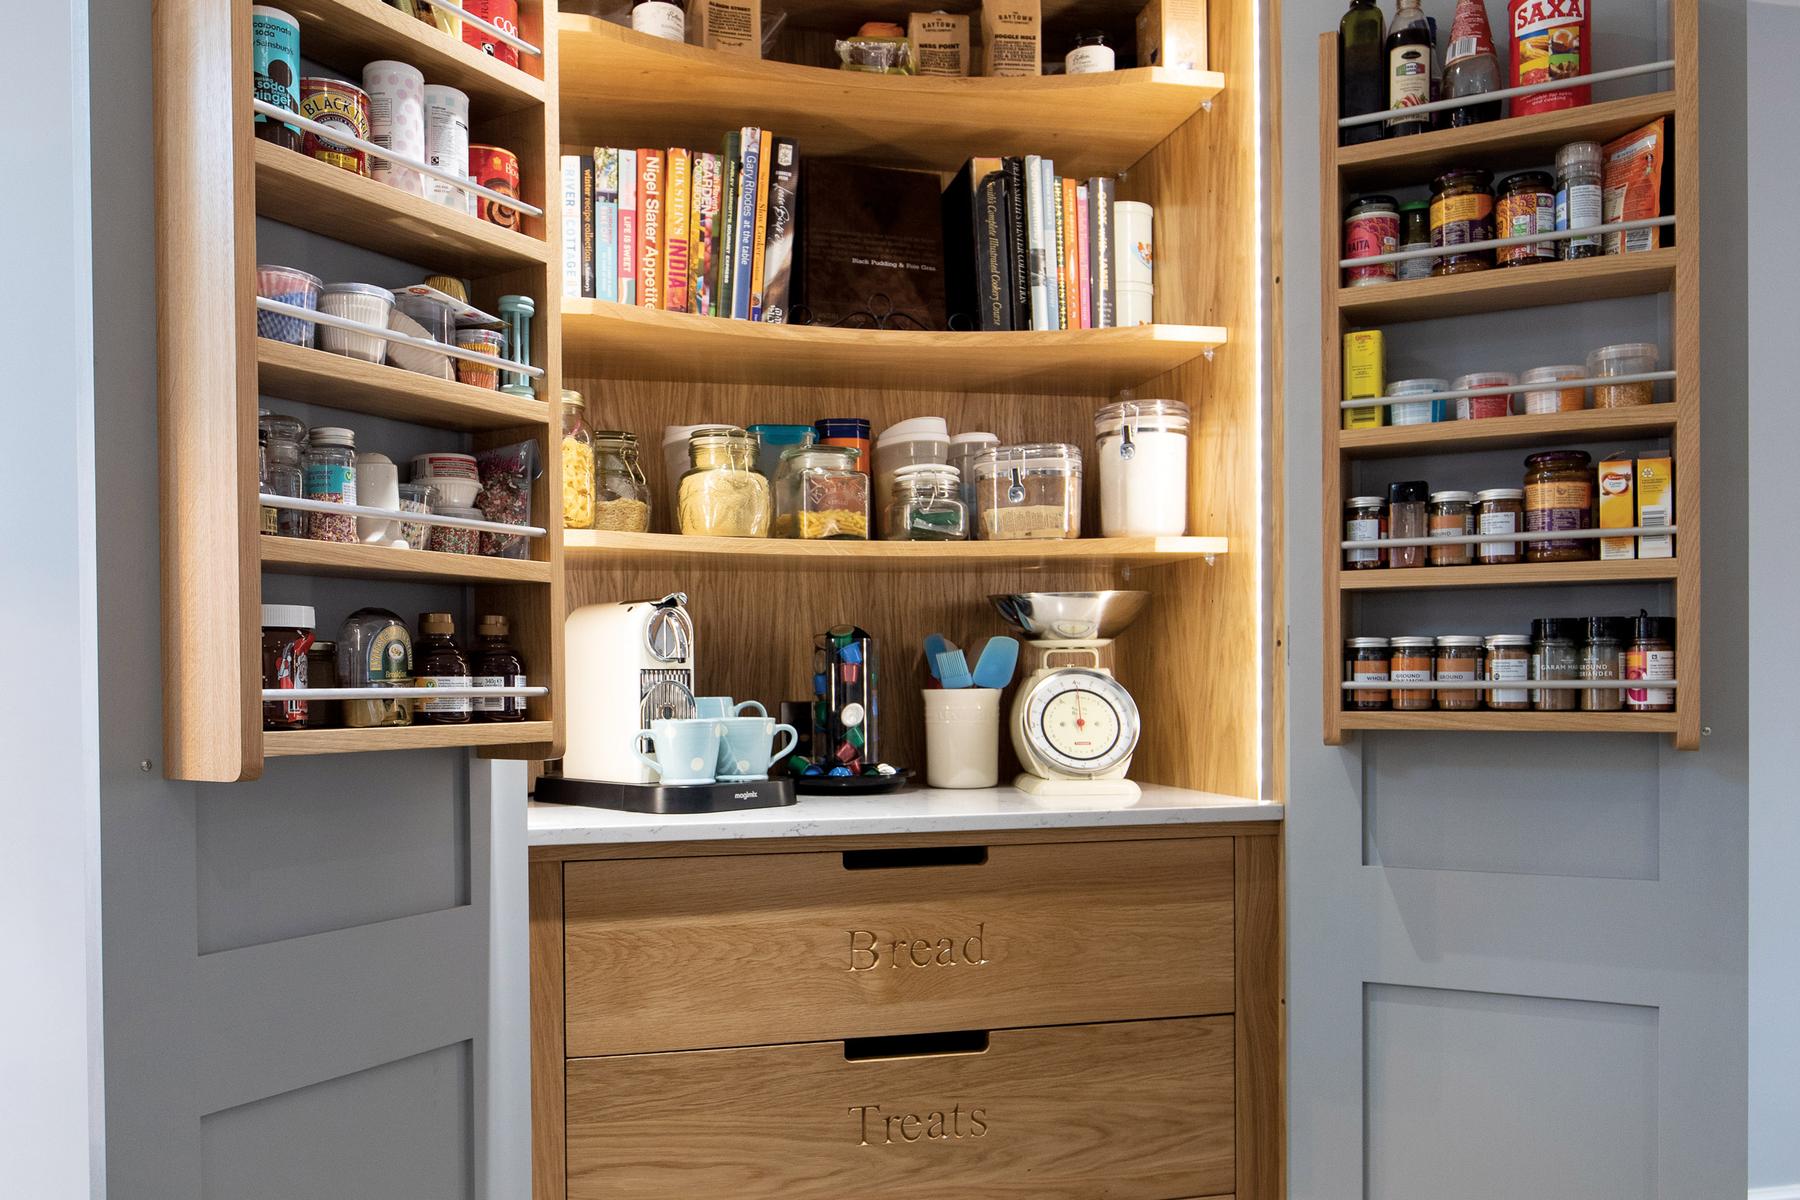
1483;633;1531;710
1434;635;1484;710
1523;450;1595;562
1580;616;1629;711
1475;488;1524;564
1387;480;1429;569
1390;637;1437;710
1530;617;1581;712
1345;637;1391;710
1344;495;1387;570
1428;490;1475;566
1625;613;1676;712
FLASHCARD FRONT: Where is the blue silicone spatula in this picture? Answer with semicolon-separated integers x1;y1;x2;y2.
934;649;973;689
923;633;953;682
972;636;1019;689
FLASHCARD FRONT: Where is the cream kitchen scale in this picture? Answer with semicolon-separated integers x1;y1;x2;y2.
990;592;1150;799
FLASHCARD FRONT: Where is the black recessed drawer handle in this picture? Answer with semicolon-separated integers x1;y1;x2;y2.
844;1030;991;1061
842;845;989;870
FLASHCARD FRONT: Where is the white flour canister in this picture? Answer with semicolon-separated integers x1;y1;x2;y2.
363;60;426;196
1095;398;1190;537
423;84;471;211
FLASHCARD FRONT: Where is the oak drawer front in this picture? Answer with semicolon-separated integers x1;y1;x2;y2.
562;837;1235;1056
566;1016;1236;1200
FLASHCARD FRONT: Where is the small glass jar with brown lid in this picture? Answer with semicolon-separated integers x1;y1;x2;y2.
1345;637;1391;710
1344;495;1386;570
1475;488;1524;564
1434;636;1484;711
1390;637;1437;710
1428;491;1475;566
1483;633;1532;710
1523;450;1596;562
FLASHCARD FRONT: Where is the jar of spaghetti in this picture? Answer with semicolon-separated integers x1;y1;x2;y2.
1345;637;1390;710
1496;171;1557;266
1429;168;1495;275
1454;371;1516;420
1345;195;1400;287
1483;633;1531;710
1434;636;1484;711
1428;490;1475;566
1390;637;1436;710
1475;488;1524;564
1344;495;1387;570
1520;364;1586;414
1524;450;1595;562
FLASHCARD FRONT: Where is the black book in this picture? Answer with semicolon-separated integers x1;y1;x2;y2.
760;137;800;324
1001;156;1031;330
1087;176;1115;328
796;159;946;330
942;157;1010;332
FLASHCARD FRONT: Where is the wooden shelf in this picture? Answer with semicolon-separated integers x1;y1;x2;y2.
1337;710;1679;734
279;0;544;117
1339;405;1677;458
261;537;554;583
254;141;549;274
1337;249;1677;324
1336;91;1677;189
1339;558;1677;591
265;720;556;758
562;299;1226;394
557;15;1224;177
258;339;550;431
565;530;1229;571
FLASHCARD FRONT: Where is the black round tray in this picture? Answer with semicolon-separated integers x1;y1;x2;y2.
791;767;913;795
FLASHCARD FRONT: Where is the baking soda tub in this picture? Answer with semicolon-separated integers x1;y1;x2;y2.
1095;398;1190;537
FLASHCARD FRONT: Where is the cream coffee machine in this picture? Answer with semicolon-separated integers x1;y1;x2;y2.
563;593;696;783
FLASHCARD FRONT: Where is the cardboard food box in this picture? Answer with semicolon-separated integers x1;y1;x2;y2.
1636;453;1674;558
691;0;761;57
910;11;971;76
980;0;1041;76
1136;0;1208;70
1342;329;1385;430
1598;453;1637;560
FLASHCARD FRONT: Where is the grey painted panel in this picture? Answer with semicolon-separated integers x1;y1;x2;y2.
201;1042;472;1200
1365;985;1657;1200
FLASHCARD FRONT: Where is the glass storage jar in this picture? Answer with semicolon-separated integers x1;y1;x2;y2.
337;607;413;728
1345;637;1390;710
1094;398;1190;537
1429;167;1496;275
1396;199;1434;280
1483;633;1531;710
1434;635;1484;710
1475;488;1524;563
561;391;594;529
1531;617;1581;712
973;443;1082;540
775;444;870;539
261;603;314;731
1428;490;1475;566
1524;450;1595;562
884;464;968;541
1390;636;1436;710
260;412;306;538
1344;495;1386;570
678;426;770;537
1495;170;1557;267
1625;613;1676;712
1580;616;1628;712
303;426;357;542
1386;480;1429;569
873;418;950;538
594;431;651;533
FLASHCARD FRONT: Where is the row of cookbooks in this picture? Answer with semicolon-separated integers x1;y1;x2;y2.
559;129;800;322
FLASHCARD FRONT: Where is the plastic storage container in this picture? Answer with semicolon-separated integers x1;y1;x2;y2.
948;432;998;515
1454;371;1517;420
256;265;323;346
872;417;950;538
259;412;307;538
662;424;713;531
396;481;435;548
318;282;395;362
1388;378;1448;426
774;444;870;539
428;506;484;555
337;607;413;728
1094;398;1189;537
1520;364;1586;414
747;424;815;480
974;444;1082;541
455;328;506;389
1587;342;1660;408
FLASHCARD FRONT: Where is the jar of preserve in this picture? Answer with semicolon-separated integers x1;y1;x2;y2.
1345;637;1390;710
1396;200;1434;280
1495;171;1557;267
1387;480;1429;569
1344;195;1400;287
1429;167;1495;275
1524;450;1595;562
304;639;339;729
1475;488;1523;564
1434;635;1484;711
1625;613;1676;712
1483;633;1531;710
1428;490;1475;566
1531;617;1581;712
1344;495;1386;569
1390;637;1436;710
1580;616;1628;712
261;604;314;731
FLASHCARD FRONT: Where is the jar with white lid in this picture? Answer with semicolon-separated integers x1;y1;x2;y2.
1521;364;1586;413
949;432;997;517
873;417;950;538
1454;371;1516;420
974;443;1082;540
885;464;967;541
1389;378;1448;426
1094;398;1189;537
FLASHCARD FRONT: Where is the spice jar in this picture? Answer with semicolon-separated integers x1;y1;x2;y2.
304;639;339;728
1495;171;1557;267
1580;616;1629;712
1345;637;1390;710
1389;378;1448;426
260;412;306;538
1530;617;1581;712
973;443;1083;540
594;431;652;532
1396;200;1434;280
1475;487;1524;564
1587;343;1660;408
1390;637;1436;710
1555;140;1603;260
1524;450;1595;562
1344;194;1400;287
303;426;358;543
1065;30;1116;74
261;604;314;731
1386;480;1429;569
561;391;594;530
337;607;413;728
1344;495;1387;570
679;426;771;537
1625;613;1676;712
1428;490;1475;566
1483;633;1532;710
1434;635;1484;711
414;611;472;726
1520;364;1586;414
1094;398;1190;537
1454;371;1516;420
472;614;528;723
775;444;870;539
885;464;968;541
1429;167;1495;275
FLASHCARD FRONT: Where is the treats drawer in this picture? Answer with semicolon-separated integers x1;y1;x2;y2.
565;1016;1236;1200
562;837;1235;1056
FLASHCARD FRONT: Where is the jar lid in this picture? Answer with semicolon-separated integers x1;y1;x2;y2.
310;639;336;652
1345;637;1390;648
260;412;306;440
309;426;355;447
478;614;510;636
1389;378;1448;396
974;443;1083;476
1386;480;1428;504
1431;166;1492;191
410;451;477;478
257;263;323;288
418;611;456;635
594;429;638;443
1587;342;1660;366
1429;490;1475;503
355;451;394;467
896;467;961;493
1633;612;1676;643
893;461;958;480
1347;194;1398;213
1435;635;1485;647
1555;140;1603;172
875;416;949;448
1094;398;1191;434
561;390;585;408
814;418;872;437
321;282;395;302
1584;616;1632;642
398;481;435;499
261;603;315;629
781;443;861;469
1525;449;1593;468
950;431;999;448
1346;495;1385;507
689;424;751;443
1498;170;1555;192
1390;636;1438;648
1475;487;1524;502
1531;617;1583;642
663;423;714;447
1520;364;1584;384
1452;371;1517;389
1398;199;1429;213
748;423;816;446
1485;634;1532;647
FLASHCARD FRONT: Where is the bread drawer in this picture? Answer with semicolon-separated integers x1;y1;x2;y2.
563;837;1235;1055
566;1016;1235;1200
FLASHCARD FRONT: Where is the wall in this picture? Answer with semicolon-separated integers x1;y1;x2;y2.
0;0;105;1195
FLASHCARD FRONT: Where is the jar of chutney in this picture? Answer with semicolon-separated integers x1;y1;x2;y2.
1524;451;1595;562
1429;167;1495;275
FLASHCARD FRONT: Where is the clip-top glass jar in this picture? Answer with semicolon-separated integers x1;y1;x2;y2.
561;391;594;529
973;443;1082;540
1095;398;1190;537
775;444;870;540
885;464;968;541
678;426;770;537
593;430;651;532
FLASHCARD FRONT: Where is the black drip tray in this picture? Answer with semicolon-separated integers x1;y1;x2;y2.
534;774;796;814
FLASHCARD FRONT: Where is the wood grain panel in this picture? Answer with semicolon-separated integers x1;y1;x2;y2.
565;1017;1236;1200
257;339;553;431
1234;834;1283;1200
1319;33;1345;747
530;861;565;1200
1338;710;1679;734
1334;248;1678;323
263;720;555;757
1337;558;1679;591
562;838;1235;1055
260;537;555;582
1671;0;1701;750
1339;405;1678;457
565;529;1228;571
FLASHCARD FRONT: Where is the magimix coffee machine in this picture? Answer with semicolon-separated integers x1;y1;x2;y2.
561;592;697;784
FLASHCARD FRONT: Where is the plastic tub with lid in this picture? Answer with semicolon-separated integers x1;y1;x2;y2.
873;417;950;538
256;265;323;346
972;443;1083;541
1453;371;1517;420
317;282;395;363
1094;398;1189;537
1520;364;1586;414
1388;378;1448;426
1587;342;1660;408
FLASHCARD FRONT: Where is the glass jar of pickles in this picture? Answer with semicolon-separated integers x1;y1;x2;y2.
594;431;651;532
678;426;770;537
774;445;869;539
561;391;594;529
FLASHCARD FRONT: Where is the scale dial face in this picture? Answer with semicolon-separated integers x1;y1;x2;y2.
1020;668;1140;777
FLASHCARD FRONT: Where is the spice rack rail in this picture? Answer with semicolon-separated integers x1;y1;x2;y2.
561;299;1227;394
557;15;1224;179
564;530;1229;573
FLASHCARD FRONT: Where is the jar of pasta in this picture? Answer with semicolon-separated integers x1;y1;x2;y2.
594;431;651;532
678;426;771;537
775;444;870;539
561;391;594;529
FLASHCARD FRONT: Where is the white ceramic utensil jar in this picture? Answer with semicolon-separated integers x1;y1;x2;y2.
1094;398;1190;537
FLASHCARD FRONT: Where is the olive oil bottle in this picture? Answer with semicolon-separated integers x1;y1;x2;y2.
1339;0;1386;146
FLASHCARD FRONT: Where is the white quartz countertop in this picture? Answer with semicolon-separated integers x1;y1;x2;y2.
527;784;1281;845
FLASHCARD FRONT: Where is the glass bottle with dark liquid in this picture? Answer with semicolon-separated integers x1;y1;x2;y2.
1385;0;1434;137
1339;0;1386;146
